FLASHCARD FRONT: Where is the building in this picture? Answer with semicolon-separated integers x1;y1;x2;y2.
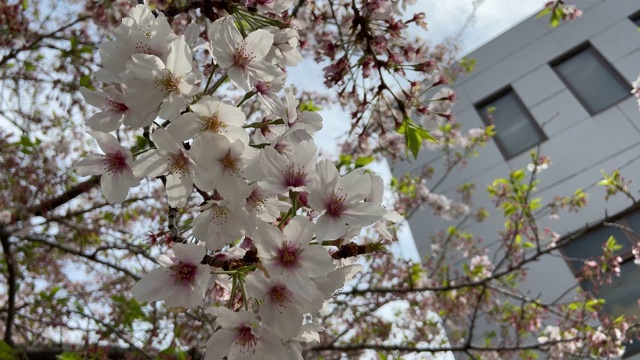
392;0;640;357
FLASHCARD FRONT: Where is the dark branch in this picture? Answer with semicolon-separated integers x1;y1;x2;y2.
12;176;100;224
0;226;16;347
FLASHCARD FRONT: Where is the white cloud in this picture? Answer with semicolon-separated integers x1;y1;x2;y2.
413;0;544;53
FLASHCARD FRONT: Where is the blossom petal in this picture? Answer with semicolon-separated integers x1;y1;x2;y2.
166;172;192;207
74;154;105;176
205;329;236;360
127;54;165;80
131;268;175;303
169;113;202;141
101;172;130;203
166;36;192;77
86;109;123;132
315;215;345;241
80;87;110;108
173;243;206;264
133;151;168;178
243;29;274;60
152;128;181;153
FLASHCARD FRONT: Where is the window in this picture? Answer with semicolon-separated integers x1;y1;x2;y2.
562;211;640;357
552;45;630;114
630;10;640;27
476;89;546;159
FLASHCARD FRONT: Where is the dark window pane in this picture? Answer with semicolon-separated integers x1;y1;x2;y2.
563;225;630;273
478;91;545;159
553;47;629;114
623;211;640;236
631;12;640;27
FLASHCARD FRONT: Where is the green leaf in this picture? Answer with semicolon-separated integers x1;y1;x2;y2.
354;156;374;168
111;295;146;328
406;125;421;159
78;45;94;55
397;117;437;159
511;169;525;182
40;286;61;302
69;36;78;51
135;135;147;150
24;61;36;72
298;100;321;112
79;74;94;90
550;8;563;27
57;352;82;360
458;57;476;73
605;236;623;252
413;125;437;143
0;341;15;360
536;7;551;18
19;135;33;148
21;0;28;10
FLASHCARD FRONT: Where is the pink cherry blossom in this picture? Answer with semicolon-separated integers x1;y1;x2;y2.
209;17;282;91
309;160;386;240
254;218;334;299
133;128;211;207
125;36;200;120
204;307;288;360
131;243;211;308
74;130;139;203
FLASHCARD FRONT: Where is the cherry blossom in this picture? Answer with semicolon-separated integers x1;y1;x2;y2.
169;96;249;145
132;128;209;207
209;17;282;91
192;194;251;250
309;160;386;240
204;307;289;360
80;85;156;131
125;36;200;120
254;218;335;299
131;243;211;308
252;140;317;194
190;134;253;198
245;271;307;340
96;4;176;83
74;130;139;203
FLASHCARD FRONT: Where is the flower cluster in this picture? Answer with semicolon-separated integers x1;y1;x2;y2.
632;75;640;108
74;4;399;359
543;1;583;22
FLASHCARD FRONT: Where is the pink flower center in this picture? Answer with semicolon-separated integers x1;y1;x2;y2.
247;189;266;210
157;70;180;94
233;45;254;69
326;190;347;217
278;243;300;268
269;284;290;306
236;325;258;352
202;115;225;133
274;143;289;153
282;163;306;188
169;261;197;285
168;150;190;177
221;151;240;174
108;98;129;113
102;152;129;174
255;81;271;95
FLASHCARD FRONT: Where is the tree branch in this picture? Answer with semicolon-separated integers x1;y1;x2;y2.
24;235;141;281
11;176;101;225
0;226;16;347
